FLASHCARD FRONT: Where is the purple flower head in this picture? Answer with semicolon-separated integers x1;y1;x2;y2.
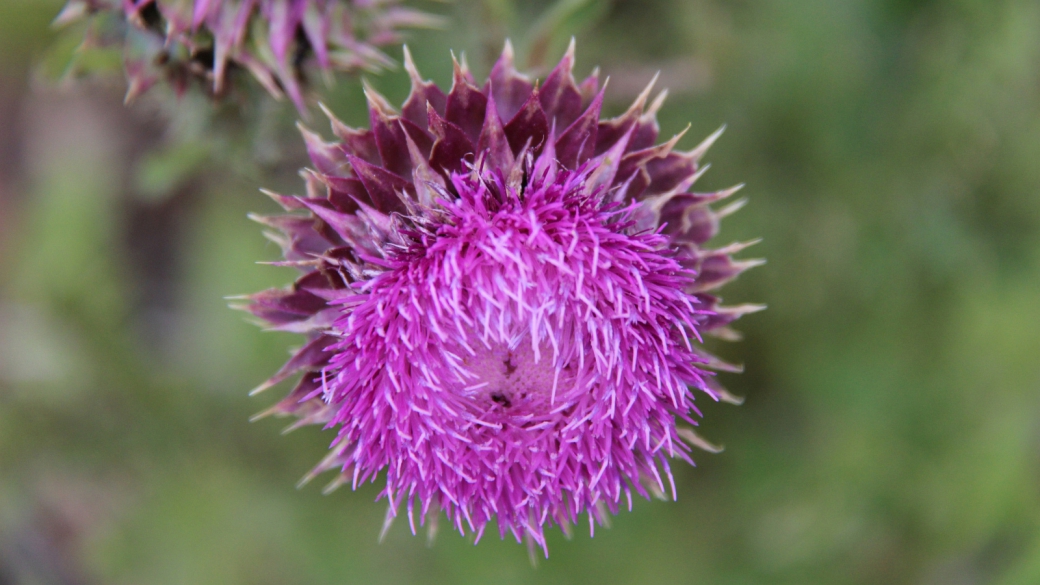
54;0;441;110
243;41;763;555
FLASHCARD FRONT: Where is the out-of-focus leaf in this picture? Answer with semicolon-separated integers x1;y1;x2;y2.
135;142;212;201
37;20;86;81
525;0;611;67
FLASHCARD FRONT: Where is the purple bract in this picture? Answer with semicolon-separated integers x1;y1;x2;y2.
242;41;763;555
54;0;440;110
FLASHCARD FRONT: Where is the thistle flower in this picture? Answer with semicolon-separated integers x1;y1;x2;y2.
53;0;440;111
242;41;763;555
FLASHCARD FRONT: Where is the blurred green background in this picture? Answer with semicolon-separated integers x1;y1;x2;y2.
2;0;1040;583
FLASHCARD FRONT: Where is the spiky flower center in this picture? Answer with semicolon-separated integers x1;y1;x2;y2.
326;161;700;441
456;341;565;409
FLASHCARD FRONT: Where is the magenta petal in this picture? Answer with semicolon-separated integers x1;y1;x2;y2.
368;107;413;179
299;124;349;175
446;62;489;145
348;156;413;215
538;42;583;130
398;117;434;160
427;103;476;176
241;287;328;324
689;254;764;292
402;47;448;127
322;175;370;212
253;334;336;393
477;94;514;171
192;0;214;28
250;214;337;259
577;69;600;104
487;41;533;122
266;0;294;64
556;88;604;169
301;1;330;68
503;91;550;156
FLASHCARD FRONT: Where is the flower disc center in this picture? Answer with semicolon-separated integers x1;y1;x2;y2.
458;341;565;409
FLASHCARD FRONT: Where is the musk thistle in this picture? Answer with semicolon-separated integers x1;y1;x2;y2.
243;41;763;555
53;0;440;111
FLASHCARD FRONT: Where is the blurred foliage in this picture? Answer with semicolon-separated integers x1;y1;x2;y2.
1;0;1040;584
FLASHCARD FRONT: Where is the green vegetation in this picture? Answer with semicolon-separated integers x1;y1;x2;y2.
1;0;1038;583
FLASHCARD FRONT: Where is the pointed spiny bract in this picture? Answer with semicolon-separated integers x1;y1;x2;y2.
246;43;761;555
54;0;442;112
